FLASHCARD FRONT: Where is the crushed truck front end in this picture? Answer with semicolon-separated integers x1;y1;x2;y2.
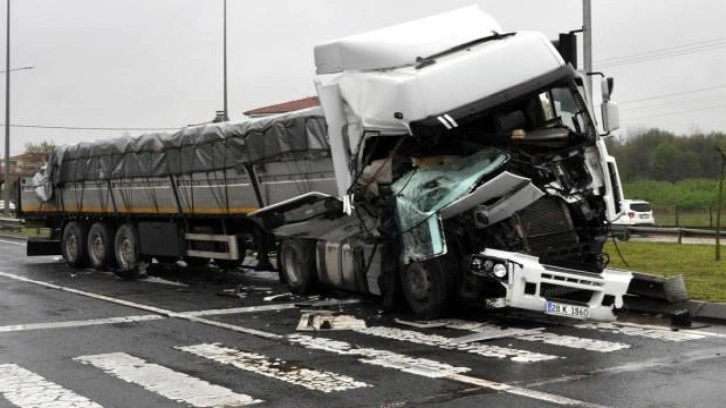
262;6;632;321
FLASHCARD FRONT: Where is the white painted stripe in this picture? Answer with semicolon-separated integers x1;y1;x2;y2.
0;272;594;406
0;363;102;408
179;303;298;317
287;334;601;407
0;271;283;341
436;116;452;129
0;315;162;333
75;352;261;407
0;239;25;246
356;326;558;363
443;114;458;128
441;320;631;353
178;343;369;393
576;322;706;342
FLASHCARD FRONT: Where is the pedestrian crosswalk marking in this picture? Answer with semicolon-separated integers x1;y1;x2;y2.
355;326;559;362
287;334;600;406
177;343;370;393
0;363;102;408
74;352;261;407
576;322;706;342
427;320;632;352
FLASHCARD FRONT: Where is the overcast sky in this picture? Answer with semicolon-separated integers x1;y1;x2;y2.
1;0;724;155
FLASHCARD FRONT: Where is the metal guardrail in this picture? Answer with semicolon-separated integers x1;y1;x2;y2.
0;217;23;230
611;225;719;243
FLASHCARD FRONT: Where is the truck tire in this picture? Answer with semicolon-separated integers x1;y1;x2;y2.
87;222;115;270
400;256;458;319
279;239;316;294
61;221;88;269
114;223;143;280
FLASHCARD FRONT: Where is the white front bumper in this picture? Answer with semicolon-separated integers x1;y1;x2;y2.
479;249;633;322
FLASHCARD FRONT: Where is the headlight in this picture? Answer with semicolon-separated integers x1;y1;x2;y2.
492;263;507;278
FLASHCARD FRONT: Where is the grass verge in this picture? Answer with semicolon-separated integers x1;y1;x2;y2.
605;241;726;302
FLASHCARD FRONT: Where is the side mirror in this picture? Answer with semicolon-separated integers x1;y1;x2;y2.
602;101;620;134
601;77;615;102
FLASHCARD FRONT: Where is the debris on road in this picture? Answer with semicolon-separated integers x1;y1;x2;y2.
218;285;275;299
296;313;367;331
295;298;362;309
393;319;451;329
449;327;545;344
263;292;295;302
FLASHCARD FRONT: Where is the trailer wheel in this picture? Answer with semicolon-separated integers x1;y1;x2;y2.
400;256;458;319
61;221;88;269
279;239;316;294
114;223;143;280
87;222;115;270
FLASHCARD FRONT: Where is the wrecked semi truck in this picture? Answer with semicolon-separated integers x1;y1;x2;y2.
21;7;632;321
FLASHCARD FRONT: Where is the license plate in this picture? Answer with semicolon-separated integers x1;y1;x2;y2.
639;214;649;219
545;301;590;319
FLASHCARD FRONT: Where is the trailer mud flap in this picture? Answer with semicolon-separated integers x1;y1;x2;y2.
27;237;62;256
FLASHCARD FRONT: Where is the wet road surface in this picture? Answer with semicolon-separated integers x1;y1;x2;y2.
0;237;725;407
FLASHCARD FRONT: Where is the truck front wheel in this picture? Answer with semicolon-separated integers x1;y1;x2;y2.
279;239;316;294
400;256;458;319
114;223;143;280
88;222;115;270
62;221;88;269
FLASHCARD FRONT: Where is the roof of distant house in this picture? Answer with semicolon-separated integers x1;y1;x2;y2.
9;152;49;162
243;96;320;116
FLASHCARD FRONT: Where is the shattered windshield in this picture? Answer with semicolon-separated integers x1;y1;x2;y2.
392;148;509;263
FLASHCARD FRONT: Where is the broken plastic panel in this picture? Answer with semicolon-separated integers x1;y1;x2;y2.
392;149;509;263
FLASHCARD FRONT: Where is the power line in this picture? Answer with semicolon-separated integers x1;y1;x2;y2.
0;123;180;131
622;103;726;121
621;93;726;111
620;85;726;105
596;39;726;69
597;38;726;64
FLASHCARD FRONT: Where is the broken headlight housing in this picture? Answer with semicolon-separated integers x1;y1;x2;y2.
469;254;509;280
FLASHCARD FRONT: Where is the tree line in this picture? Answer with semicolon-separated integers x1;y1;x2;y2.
606;128;726;182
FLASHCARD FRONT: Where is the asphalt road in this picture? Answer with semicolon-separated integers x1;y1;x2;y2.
1;238;725;407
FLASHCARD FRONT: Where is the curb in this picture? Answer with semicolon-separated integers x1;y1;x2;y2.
623;296;726;325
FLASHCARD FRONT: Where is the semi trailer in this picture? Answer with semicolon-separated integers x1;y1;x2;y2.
21;7;632;321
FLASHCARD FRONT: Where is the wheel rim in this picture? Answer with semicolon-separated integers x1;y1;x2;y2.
404;263;431;301
65;233;78;262
119;237;133;267
90;234;104;263
283;247;300;285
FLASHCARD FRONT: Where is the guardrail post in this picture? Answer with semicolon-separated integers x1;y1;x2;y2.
675;206;680;228
677;228;683;244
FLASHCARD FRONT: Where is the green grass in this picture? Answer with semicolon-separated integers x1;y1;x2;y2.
605;241;726;302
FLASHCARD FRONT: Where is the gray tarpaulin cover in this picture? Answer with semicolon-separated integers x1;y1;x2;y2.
392;149;509;263
43;108;329;192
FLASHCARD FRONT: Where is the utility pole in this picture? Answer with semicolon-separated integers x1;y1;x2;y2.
4;0;11;216
583;0;593;102
716;146;726;261
222;0;228;121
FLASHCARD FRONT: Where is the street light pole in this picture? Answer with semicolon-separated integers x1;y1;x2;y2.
583;0;593;103
4;0;11;216
223;0;228;121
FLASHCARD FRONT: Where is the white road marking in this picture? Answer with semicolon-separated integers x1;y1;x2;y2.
0;315;162;333
356;326;558;363
0;270;283;341
287;334;602;407
178;343;369;393
442;320;631;352
0;363;102;408
75;352;261;407
0;270;602;407
139;276;188;287
576;322;707;342
0;239;25;246
179;303;298;317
